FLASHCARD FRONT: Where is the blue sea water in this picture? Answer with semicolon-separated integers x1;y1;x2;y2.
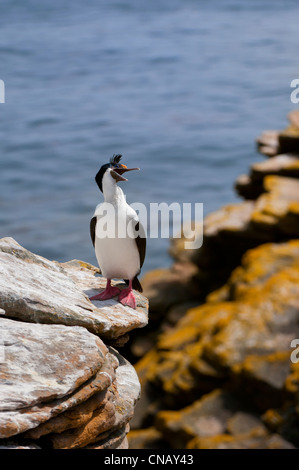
0;0;299;273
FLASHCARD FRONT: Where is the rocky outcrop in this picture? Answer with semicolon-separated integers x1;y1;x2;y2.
256;110;299;157
128;112;299;449
129;240;299;449
0;238;148;449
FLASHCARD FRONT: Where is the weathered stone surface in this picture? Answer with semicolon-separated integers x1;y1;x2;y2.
0;317;106;413
62;259;148;335
50;396;116;449
3;351;117;440
0;238;148;341
226;411;267;436
251;154;299;179
251;176;299;236
110;348;141;430
256;130;280;157
86;424;130;449
236;154;299;200
46;348;140;449
204;201;255;238
0;322;117;439
256;113;299;156
25;389;112;439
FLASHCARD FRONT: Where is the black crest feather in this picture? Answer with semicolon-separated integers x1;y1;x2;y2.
110;154;122;166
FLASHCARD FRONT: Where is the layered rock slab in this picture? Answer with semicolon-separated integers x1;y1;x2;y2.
26;348;140;449
0;314;140;449
0;317;107;413
0;317;110;438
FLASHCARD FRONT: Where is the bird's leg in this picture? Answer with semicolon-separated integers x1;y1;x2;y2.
118;280;136;309
89;279;120;301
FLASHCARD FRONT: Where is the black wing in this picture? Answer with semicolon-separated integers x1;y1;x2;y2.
90;216;96;247
123;221;146;292
131;221;146;292
135;221;146;269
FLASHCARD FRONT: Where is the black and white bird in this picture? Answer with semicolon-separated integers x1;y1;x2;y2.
89;154;146;309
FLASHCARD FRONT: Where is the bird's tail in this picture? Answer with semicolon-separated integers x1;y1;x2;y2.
124;277;143;292
132;276;143;293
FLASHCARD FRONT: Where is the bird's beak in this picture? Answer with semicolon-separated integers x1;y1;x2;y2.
111;165;140;182
110;166;140;183
113;166;140;175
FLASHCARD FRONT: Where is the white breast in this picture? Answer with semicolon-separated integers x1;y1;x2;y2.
94;202;140;280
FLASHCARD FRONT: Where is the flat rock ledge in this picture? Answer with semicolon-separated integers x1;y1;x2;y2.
0;237;148;342
0;238;147;449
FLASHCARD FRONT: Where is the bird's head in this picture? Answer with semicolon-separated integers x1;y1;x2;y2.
95;154;140;193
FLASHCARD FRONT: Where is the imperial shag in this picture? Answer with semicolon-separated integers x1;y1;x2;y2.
89;154;146;310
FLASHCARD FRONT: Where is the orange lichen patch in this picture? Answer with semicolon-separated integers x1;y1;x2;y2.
242;268;299;318
206;285;230;303
204;201;255;236
262;408;285;431
285;362;299;394
264;176;299;203
157;325;199;351
248;176;299;227
280;125;299;137
147;352;182;385
178;302;235;334
287;160;299;170
163;361;198;395
187;433;237;449
184;341;204;364
228;240;299;299
186;426;294;449
127;427;164;449
250;209;278;227
142;268;169;283
256;197;288;219
187;342;223;379
135;350;160;382
155;409;182;431
61;259;101;273
248;351;290;365
288;201;299;215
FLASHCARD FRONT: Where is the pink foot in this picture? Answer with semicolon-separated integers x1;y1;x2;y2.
89;282;120;301
118;288;136;309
